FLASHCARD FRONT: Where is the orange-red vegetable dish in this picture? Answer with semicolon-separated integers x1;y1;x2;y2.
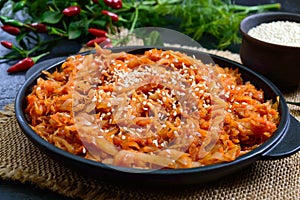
25;47;279;169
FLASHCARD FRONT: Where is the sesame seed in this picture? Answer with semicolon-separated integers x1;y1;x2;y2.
172;103;177;109
153;139;158;147
173;111;177;116
157;99;163;104
203;104;210;109
137;128;143;133
174;131;179;137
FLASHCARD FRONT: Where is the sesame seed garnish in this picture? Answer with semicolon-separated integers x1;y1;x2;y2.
174;131;179;137
153;139;158;147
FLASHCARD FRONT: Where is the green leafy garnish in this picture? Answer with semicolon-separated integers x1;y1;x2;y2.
0;0;280;65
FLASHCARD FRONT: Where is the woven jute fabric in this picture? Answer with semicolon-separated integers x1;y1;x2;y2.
0;48;299;200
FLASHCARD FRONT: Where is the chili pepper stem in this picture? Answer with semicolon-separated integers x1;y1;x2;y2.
31;52;50;63
0;55;22;60
27;37;61;55
13;46;27;57
129;4;139;33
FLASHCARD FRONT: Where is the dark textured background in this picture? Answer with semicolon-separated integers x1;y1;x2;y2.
0;0;299;199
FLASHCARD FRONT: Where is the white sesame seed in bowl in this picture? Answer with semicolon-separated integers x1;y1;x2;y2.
247;21;300;47
239;12;300;88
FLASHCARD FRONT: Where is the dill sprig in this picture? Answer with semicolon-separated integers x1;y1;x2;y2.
149;0;280;49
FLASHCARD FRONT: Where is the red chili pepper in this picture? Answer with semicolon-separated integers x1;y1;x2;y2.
86;37;111;47
92;0;99;3
7;58;35;73
101;10;119;22
62;6;81;17
88;28;107;37
7;52;49;73
30;23;47;33
1;25;21;35
1;41;13;49
103;0;122;9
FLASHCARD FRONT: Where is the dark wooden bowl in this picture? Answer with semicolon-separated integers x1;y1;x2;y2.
239;12;300;89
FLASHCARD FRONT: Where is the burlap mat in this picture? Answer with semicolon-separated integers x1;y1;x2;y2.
0;47;299;200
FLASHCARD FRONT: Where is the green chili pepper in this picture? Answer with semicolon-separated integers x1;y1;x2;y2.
13;1;26;12
0;16;25;27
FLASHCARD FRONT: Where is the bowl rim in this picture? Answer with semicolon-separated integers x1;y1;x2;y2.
239;11;300;50
15;46;289;176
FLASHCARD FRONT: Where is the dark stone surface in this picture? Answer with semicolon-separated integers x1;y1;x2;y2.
0;33;25;109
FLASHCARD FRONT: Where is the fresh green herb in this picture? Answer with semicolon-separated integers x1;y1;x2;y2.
0;0;280;72
151;0;281;49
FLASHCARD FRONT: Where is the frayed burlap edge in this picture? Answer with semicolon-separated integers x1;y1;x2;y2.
0;103;14;123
